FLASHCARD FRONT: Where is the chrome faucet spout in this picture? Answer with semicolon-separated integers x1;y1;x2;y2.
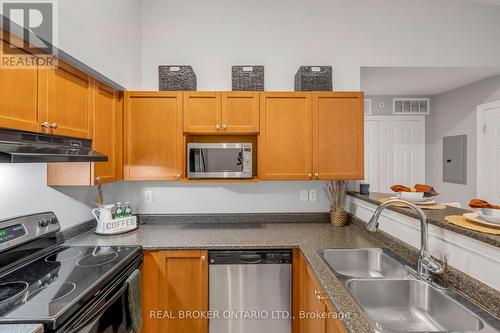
365;198;445;282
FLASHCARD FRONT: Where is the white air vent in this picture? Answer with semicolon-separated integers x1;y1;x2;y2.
364;99;372;115
393;98;430;115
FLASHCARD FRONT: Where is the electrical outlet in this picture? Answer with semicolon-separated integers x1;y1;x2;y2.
309;189;317;202
300;190;309;202
144;190;153;203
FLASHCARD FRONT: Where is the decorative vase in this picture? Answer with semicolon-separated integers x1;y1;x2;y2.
330;210;346;227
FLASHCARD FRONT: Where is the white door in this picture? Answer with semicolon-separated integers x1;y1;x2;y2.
378;118;425;193
362;120;380;191
477;101;500;203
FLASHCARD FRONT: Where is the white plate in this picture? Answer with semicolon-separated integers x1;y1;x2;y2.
390;196;435;204
463;213;500;227
477;209;500;224
397;192;424;201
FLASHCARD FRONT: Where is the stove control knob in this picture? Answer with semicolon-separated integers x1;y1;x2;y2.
39;218;49;227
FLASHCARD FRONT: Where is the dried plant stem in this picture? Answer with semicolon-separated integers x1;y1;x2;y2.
324;180;349;212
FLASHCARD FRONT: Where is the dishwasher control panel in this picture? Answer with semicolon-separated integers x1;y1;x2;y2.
209;250;292;265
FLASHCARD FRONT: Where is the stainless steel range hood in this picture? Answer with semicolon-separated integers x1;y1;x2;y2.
0;129;108;163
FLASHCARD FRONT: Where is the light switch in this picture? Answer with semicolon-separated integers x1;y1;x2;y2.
300;190;309;202
309;189;317;202
144;190;153;203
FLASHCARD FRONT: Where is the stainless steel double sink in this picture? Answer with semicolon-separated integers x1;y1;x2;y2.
320;249;498;333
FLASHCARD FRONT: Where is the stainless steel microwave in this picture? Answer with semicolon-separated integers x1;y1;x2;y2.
187;143;253;179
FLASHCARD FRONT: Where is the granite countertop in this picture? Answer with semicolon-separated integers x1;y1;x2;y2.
66;220;500;333
348;191;500;248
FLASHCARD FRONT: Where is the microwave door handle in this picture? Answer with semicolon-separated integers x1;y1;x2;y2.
66;283;128;333
200;149;207;172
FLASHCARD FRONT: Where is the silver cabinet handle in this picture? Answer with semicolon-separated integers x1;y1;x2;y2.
307;173;312;179
50;122;58;129
201;255;206;261
176;173;181;179
314;172;319;178
216;124;220;130
41;122;50;129
222;124;227;130
95;176;101;184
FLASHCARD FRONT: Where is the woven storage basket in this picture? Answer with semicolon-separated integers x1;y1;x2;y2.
158;65;197;91
294;66;333;91
232;65;264;91
330;210;347;227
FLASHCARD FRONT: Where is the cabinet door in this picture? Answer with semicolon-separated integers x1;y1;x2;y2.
142;251;164;333
259;92;312;180
183;92;221;133
162;250;208;333
124;92;183;180
325;301;347;333
313;92;364;180
222;92;259;133
39;62;93;138
46;84;123;186
0;41;41;132
303;264;326;333
92;83;122;184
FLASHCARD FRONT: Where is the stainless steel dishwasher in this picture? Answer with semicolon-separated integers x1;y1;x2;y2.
209;250;292;333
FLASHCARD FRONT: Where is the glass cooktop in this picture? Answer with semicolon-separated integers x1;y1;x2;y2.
0;245;139;321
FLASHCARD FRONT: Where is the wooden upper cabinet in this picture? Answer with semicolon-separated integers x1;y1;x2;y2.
124;91;182;180
46;83;123;186
162;250;208;333
0;40;41;132
221;92;259;133
39;62;93;138
183;92;221;133
259;92;312;180
92;83;122;184
312;92;364;180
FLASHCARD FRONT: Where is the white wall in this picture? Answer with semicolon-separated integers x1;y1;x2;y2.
57;0;142;88
0;164;94;227
118;181;329;214
426;75;500;207
140;0;500;91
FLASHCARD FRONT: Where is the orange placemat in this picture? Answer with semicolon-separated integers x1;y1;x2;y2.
444;215;500;235
379;198;446;210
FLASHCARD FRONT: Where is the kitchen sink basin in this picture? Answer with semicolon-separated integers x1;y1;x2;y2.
320;248;409;279
347;279;485;333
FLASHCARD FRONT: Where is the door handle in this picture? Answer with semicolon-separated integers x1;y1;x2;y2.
307;173;312;179
222;124;227;130
201;255;206;261
216;124;221;131
41;122;50;129
50;122;58;129
314;172;319;179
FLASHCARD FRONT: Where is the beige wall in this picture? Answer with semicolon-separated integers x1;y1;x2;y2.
426;75;500;206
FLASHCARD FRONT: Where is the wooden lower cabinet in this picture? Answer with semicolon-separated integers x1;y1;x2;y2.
142;250;208;333
299;254;347;333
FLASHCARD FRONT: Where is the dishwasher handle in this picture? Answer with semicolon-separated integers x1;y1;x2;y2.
240;254;262;264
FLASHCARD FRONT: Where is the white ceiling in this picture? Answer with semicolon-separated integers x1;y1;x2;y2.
361;67;500;96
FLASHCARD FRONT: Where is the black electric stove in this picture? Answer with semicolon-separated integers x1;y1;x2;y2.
0;212;143;333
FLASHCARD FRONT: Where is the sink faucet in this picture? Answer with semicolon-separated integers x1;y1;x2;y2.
366;198;445;282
